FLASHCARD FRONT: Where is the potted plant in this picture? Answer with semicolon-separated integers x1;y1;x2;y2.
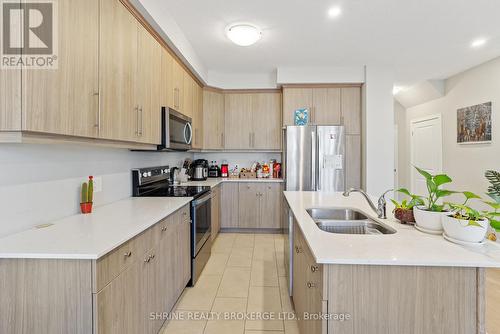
412;166;456;233
484;170;500;240
390;188;424;224
442;191;487;243
80;176;94;214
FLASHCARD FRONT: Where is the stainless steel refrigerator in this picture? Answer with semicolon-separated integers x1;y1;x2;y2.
283;125;345;296
284;125;345;191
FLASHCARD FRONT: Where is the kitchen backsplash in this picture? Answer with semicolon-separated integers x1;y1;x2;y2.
193;152;281;170
0;144;191;237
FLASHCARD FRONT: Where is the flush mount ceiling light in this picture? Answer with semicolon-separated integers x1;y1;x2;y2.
470;37;487;49
226;24;262;46
328;6;342;18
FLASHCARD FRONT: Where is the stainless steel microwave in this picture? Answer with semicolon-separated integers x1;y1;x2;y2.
159;107;192;151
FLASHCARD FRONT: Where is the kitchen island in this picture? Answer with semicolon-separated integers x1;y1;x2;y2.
284;191;500;334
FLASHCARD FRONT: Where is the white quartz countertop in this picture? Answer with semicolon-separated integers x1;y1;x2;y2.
285;191;500;268
0;197;192;260
181;177;284;188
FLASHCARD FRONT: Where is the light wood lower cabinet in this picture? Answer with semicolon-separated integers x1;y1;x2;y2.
220;182;239;228
0;204;191;334
211;185;221;240
237;182;283;229
292;220;485;334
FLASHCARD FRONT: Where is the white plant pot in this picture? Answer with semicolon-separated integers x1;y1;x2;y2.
442;215;488;243
413;206;448;232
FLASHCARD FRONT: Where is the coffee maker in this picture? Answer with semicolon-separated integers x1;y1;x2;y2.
190;159;209;181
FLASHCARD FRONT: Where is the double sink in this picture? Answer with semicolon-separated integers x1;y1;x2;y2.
307;208;396;235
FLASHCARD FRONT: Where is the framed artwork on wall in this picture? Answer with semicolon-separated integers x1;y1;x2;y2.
457;102;492;144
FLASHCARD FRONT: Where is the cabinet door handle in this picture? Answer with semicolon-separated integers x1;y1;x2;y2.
144;256;151;263
150;254;155;260
139;107;143;136
252;132;255;148
135;105;139;135
307;282;316;288
311;265;319;273
124;251;132;257
249;133;252;147
161;226;167;232
295;246;302;254
93;92;100;133
220;133;224;147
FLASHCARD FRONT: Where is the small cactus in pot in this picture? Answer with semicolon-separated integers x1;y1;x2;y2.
80;176;94;214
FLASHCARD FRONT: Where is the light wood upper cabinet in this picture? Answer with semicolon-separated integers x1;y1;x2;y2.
22;0;99;137
99;0;138;142
312;88;341;125
224;93;253;149
160;49;173;109
192;82;204;149
203;90;225;149
136;25;161;144
224;92;281;150
341;87;361;135
251;93;282;150
182;73;193;118
282;86;361;129
282;88;313;126
171;60;184;112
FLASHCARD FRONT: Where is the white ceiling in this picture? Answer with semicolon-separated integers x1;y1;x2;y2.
140;0;500;87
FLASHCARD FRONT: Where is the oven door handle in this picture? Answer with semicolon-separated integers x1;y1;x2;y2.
192;192;211;206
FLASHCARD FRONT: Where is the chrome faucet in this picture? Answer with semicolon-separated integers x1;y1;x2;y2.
342;188;393;219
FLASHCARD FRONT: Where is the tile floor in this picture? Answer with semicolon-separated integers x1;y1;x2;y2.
160;233;299;334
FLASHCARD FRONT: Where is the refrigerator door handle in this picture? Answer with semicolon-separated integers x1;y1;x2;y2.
311;130;316;191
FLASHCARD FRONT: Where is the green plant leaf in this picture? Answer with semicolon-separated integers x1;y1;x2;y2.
467;220;483;227
490;219;500;231
397;188;412;197
435;189;456;198
390;199;400;207
433;174;452;187
487;193;500;203
427;179;437;193
431;204;445;212
462;191;481;200
414;166;432;181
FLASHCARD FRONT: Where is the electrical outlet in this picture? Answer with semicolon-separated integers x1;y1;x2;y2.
93;176;102;193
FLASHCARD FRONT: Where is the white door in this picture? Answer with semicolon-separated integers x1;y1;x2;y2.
410;115;443;197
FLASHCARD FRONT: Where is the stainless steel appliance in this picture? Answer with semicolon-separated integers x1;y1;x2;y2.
282;125;345;295
159;107;192;151
132;166;212;286
191;159;208;181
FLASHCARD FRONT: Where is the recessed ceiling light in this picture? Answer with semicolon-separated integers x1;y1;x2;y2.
471;38;487;48
226;24;262;46
328;6;342;18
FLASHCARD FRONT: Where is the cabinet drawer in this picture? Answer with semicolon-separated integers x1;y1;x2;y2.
95;227;153;292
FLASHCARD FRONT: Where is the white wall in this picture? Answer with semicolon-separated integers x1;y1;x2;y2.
363;66;395;195
398;56;500;203
0;144;191;237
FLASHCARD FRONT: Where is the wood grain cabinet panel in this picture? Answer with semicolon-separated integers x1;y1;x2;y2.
221;182;239;228
182;72;193;118
211;185;221;240
192;83;204;149
171;60;184;112
259;183;282;229
224;93;253;149
160;49;174;110
341;87;361;135
203;90;225;149
282;88;313;126
99;0;138;142
238;183;261;228
136;25;162;145
346;134;361;189
312;88;341;125
0;68;21;131
251;93;282;150
0;259;93;334
22;0;99;138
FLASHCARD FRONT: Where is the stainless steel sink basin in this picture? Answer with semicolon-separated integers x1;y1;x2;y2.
306;208;396;235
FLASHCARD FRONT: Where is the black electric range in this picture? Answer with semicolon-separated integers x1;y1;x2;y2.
132;166;212;286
